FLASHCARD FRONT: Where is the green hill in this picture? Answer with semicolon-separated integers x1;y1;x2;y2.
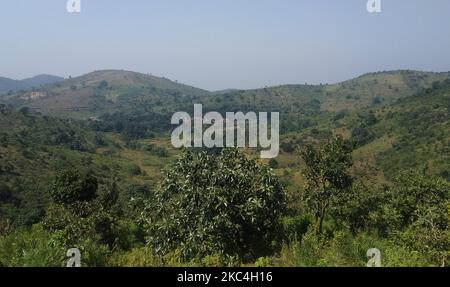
358;79;450;180
4;69;449;138
2;69;450;223
2;70;210;119
202;70;450;112
0;104;174;229
4;70;449;118
273;78;450;188
0;70;449;267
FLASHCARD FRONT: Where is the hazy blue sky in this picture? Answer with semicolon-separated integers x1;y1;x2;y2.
1;0;450;90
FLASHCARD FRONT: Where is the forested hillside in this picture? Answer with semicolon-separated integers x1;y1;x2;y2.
0;70;448;267
3;69;449;135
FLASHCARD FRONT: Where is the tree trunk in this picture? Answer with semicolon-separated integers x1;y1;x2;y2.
318;213;324;235
316;201;327;235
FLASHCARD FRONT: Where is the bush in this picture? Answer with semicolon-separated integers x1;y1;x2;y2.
0;225;64;267
74;238;110;267
127;164;143;176
280;142;295;153
0;183;12;202
109;246;162;267
292;227;325;267
50;169;98;204
351;126;373;147
268;158;279;169
44;173;122;251
281;215;311;241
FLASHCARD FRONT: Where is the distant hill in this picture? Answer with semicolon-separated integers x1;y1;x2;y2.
210;70;450;113
277;77;450;184
198;70;450;133
0;74;64;95
0;78;19;94
235;79;449;199
20;74;64;89
1;69;449;231
2;69;449;134
5;69;448;112
1;70;210;119
361;78;450;180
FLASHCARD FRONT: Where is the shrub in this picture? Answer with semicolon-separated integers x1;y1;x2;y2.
0;225;64;267
50;169;98;204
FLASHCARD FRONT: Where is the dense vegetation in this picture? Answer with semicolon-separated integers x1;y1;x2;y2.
145;149;285;264
0;70;449;267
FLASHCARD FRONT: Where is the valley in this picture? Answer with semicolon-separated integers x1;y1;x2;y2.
0;69;449;267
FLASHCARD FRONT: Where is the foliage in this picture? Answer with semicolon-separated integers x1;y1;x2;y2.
1;71;450;266
42;171;127;259
300;136;353;234
0;225;64;267
384;171;450;265
144;149;286;262
49;169;98;204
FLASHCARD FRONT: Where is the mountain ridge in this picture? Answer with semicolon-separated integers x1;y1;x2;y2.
0;74;64;95
2;69;450;122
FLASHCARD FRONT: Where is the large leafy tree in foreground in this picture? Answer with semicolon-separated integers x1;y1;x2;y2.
145;149;286;262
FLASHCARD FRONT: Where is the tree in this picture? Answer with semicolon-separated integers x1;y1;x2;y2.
351;126;373;147
372;96;382;105
49;169;98;204
332;182;387;234
300;136;353;234
0;183;12;202
144;149;286;262
98;80;108;90
44;171;122;249
387;171;449;228
19;106;31;115
385;170;450;265
280;142;295;153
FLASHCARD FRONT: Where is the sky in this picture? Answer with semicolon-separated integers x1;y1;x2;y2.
1;0;450;90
